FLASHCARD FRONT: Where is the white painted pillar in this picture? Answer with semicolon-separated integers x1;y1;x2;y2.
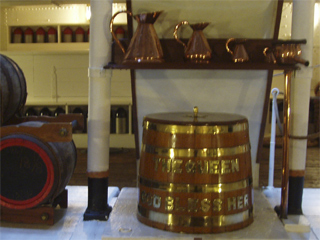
288;0;315;214
84;0;113;221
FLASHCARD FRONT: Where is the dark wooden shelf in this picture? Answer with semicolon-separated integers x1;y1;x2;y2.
105;38;299;71
105;61;298;71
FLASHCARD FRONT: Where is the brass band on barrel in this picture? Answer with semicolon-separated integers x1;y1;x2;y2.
138;206;253;228
144;121;248;134
139;176;251;193
141;143;250;158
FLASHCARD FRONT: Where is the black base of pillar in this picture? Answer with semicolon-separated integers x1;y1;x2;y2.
83;177;112;221
274;176;304;217
274;205;281;217
288;176;304;215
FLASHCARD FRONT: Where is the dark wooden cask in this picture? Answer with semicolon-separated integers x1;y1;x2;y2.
0;54;27;125
0;121;77;209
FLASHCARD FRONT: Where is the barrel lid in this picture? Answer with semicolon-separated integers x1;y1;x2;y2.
144;109;247;126
0;136;55;209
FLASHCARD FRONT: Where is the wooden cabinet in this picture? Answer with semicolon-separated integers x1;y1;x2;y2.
0;3;134;148
4;52;135;148
1;4;90;52
1;2;127;52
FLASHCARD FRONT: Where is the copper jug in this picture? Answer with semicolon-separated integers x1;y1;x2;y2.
273;42;309;66
226;38;249;63
263;47;277;64
110;11;164;63
174;21;212;62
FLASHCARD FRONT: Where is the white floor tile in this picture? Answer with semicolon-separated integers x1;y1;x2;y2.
102;188;290;239
0;186;319;240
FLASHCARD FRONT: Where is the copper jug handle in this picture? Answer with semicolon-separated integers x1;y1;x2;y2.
173;21;189;49
110;10;133;54
226;38;235;55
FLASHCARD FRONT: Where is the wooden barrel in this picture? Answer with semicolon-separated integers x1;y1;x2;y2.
137;111;253;233
0;54;27;125
0;121;77;209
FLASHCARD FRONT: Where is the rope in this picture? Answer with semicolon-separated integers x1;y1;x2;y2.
272;64;320;77
289;132;320;140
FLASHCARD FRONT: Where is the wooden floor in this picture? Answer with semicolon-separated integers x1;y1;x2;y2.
259;139;320;188
69;148;137;189
69;142;320;189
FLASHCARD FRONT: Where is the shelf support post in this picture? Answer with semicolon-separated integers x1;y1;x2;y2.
280;70;292;219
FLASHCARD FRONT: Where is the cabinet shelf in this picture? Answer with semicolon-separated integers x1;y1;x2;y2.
7;42;89;52
105;61;298;71
105;38;299;71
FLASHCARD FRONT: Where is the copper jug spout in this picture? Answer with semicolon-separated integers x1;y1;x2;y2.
135;11;163;24
292;56;309;66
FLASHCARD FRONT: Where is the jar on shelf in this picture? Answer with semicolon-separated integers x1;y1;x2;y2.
72;107;84;115
73;107;85;133
47;27;57;43
54;107;65;116
63;27;73;42
110;108;116;133
12;28;23;43
24;28;33;43
39;107;52;116
115;26;125;39
75;27;85;42
25;107;38;116
36;27;45;43
115;107;127;134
